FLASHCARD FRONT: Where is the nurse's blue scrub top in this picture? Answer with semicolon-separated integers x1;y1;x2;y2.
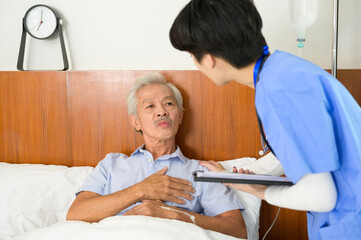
255;50;361;240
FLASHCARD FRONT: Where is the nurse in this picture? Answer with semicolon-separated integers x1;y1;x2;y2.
169;0;361;240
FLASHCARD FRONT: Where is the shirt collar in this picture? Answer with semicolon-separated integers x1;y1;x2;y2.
131;145;188;164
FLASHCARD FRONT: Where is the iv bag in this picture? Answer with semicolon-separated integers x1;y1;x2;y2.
287;0;318;49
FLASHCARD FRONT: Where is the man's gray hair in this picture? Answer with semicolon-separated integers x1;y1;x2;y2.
126;72;184;117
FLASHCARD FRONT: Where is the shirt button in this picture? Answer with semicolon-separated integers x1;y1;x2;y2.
148;158;152;162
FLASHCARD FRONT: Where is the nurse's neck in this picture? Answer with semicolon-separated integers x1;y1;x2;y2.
229;61;256;89
201;54;256;89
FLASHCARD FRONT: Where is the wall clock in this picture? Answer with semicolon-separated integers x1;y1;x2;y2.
17;4;69;71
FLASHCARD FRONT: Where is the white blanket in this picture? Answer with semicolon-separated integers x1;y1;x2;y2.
0;158;260;240
4;216;243;240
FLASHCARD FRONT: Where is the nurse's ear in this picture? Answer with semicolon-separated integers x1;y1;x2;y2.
191;53;217;70
202;54;216;69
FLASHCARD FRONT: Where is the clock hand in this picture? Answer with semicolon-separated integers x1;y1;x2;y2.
36;10;43;31
31;22;41;31
36;20;43;31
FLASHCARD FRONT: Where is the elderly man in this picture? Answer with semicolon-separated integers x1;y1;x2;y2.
66;73;246;238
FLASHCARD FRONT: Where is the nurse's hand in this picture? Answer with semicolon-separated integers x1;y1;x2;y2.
199;160;225;172
199;161;255;174
226;168;266;199
225;182;267;200
237;168;255;174
199;161;266;199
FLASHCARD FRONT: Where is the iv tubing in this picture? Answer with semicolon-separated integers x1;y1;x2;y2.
331;0;339;78
161;206;196;224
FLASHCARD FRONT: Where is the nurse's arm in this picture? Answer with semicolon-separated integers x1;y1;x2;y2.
228;172;337;212
265;172;337;212
242;153;285;176
199;153;284;176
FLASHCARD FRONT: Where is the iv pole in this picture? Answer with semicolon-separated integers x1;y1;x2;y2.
331;0;339;78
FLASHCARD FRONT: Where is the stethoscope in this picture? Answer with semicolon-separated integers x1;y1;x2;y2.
253;46;275;156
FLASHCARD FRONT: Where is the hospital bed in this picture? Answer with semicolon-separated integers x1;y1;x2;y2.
1;70;359;239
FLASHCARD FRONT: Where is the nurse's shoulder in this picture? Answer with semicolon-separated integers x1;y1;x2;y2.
261;50;328;92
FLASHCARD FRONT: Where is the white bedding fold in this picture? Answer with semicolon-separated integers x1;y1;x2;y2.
5;216;244;240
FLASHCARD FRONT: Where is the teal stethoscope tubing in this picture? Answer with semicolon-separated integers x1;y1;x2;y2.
253;46;275;156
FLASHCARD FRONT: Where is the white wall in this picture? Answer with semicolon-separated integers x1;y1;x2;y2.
0;0;360;70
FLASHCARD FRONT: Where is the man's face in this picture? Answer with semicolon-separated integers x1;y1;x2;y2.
132;84;183;142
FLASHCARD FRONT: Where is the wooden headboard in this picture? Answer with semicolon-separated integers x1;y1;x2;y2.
1;70;361;239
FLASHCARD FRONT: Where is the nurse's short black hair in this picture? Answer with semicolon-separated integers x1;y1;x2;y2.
169;0;267;69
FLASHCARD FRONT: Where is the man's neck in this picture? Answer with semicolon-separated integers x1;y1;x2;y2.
143;139;176;160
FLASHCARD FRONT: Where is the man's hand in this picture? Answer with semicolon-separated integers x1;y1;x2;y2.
134;167;195;204
125;200;246;239
124;200;178;219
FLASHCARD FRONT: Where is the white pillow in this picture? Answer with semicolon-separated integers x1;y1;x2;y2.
0;162;93;239
220;158;262;240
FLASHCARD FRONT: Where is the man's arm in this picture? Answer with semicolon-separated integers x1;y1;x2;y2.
124;200;247;239
66;189;140;222
66;167;195;222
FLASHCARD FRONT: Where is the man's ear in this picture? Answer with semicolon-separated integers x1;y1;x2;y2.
179;110;184;125
129;115;139;131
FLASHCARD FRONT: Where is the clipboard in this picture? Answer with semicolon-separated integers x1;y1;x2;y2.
193;170;294;186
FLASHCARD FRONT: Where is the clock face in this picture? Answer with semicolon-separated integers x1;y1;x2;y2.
24;5;58;39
